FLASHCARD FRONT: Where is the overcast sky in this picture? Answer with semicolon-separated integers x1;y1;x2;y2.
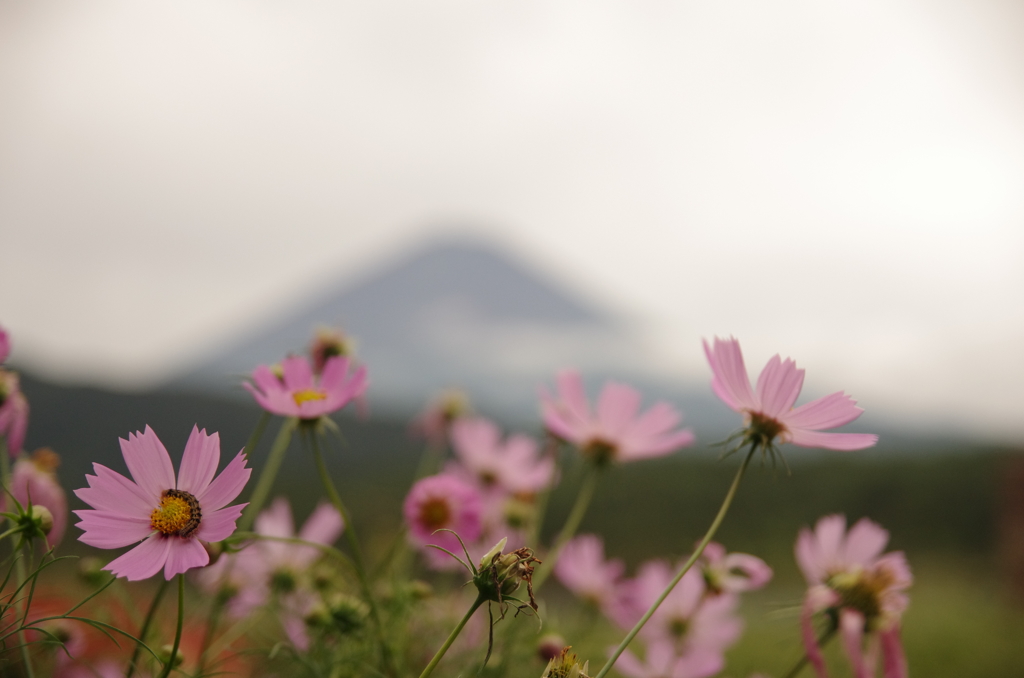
1;1;1022;440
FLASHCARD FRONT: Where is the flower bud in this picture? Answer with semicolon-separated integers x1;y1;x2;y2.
541;646;591;678
407;579;434;600
78;557;108;586
29;505;53;536
310;327;356;374
473;538;541;611
158;644;185;669
327;593;368;635
270;568;298;594
537;633;566;662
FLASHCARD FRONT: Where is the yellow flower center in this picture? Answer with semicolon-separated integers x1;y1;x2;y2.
150;490;201;537
828;567;896;622
419;498;451;530
293;389;328;406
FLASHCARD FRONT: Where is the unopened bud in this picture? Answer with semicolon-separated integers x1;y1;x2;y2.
28;505;53;536
78;557;108;586
537;633;566;662
270;568;298;594
328;594;368;635
473;539;541;611
310;328;356;374
158;644;185;669
407;580;433;600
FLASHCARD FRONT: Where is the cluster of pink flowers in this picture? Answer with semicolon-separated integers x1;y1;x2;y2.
796;515;911;678
0;316;908;677
197;497;345;649
556;536;771;678
404;416;555;567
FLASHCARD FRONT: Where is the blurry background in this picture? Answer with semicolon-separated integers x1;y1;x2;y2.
2;1;1023;675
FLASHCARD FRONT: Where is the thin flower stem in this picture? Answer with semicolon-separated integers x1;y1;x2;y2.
243;411;271;461
13;548;35;678
239;417;296;533
308;427;396;677
126;577;170;678
781;627;837;678
531;463;601;591
417;594;485;678
526;437;561;550
594;446;756;678
1;449;35;678
156;575;185;678
196;594;224;677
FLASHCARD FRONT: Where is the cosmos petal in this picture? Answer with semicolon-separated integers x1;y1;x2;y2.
196;450;251;510
788;430;879;451
162;537;209;579
74;510;154;549
281;355;314;392
106;535;172;581
784;392;864;431
197;504;246;543
119;427;175;501
177;426;220;495
756;355;805;418
596;382;642;436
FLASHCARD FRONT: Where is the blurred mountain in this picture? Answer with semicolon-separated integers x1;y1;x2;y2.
168;237;740;433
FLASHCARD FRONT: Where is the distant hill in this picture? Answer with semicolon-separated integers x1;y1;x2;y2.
168;237;725;425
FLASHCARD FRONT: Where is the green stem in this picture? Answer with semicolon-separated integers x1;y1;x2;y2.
126;578;170;678
308;427;395;677
242;412;271;462
526;438;561;549
239;417;296;533
781;627;837;678
196;595;224;677
156;575;185;678
413;440;447;480
418;595;485;678
1;449;35;678
594;447;755;678
532;464;601;591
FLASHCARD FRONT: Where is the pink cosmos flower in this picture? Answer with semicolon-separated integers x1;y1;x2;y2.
197;497;344;617
554;534;627;616
698;542;773;595
4;448;68;545
703;337;877;452
403;473;484;570
0;369;29;456
615;562;743;678
795;515;911;678
540;370;695;464
244;355;368;419
75;426;251;581
449;417;554;495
